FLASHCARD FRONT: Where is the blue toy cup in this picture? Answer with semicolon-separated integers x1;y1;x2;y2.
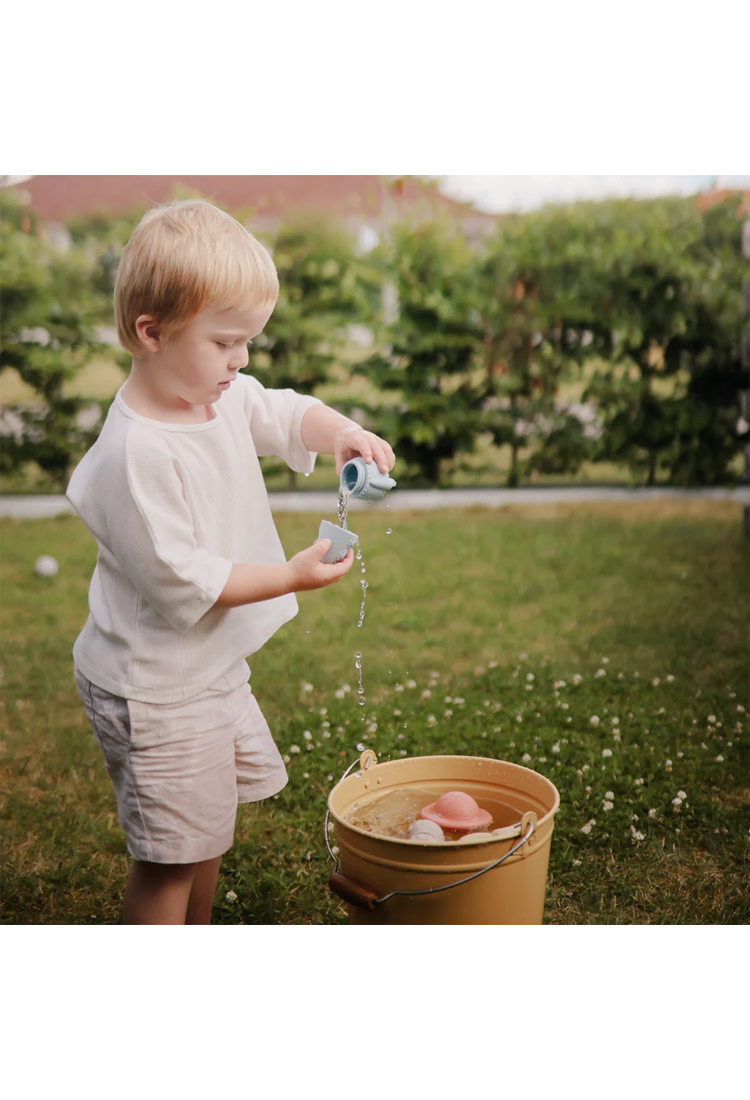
318;520;359;564
340;457;397;503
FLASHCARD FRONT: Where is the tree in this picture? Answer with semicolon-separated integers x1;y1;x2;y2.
353;218;484;486
0;186;112;489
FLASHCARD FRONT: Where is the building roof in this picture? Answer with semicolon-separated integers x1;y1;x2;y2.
10;174;498;227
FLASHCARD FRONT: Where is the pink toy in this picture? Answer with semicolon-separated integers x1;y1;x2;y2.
419;791;492;832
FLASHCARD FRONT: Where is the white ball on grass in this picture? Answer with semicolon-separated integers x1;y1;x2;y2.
34;555;59;577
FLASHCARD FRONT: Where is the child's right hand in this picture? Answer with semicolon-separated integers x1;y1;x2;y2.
287;540;354;592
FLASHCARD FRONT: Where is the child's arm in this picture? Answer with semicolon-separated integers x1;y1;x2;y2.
300;404;396;475
213;539;353;609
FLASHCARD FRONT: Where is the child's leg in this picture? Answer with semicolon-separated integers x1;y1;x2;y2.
185;856;223;925
122;860;196;924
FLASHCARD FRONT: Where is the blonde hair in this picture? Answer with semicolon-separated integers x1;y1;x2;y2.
114;199;279;356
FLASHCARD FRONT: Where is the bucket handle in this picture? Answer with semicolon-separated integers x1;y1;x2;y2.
324;753;537;911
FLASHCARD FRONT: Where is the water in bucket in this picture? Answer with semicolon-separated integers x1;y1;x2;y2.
345;784;521;841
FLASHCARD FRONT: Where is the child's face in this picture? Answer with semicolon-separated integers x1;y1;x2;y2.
145;301;276;406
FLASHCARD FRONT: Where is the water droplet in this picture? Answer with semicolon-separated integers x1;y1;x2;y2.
356;742;365;751
361;567;366;573
386;528;392;535
359;699;366;706
355;651;362;659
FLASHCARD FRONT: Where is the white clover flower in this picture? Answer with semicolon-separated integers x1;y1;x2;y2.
573;859;582;866
633;671;640;677
602;657;610;664
677;790;687;800
672;797;683;806
331;846;339;856
737;705;746;713
582;764;590;773
484;700;491;707
474;666;485;676
652;677;660;686
665;759;672;767
666;675;675;682
634;777;644;786
488;661;498;669
554;680;566;689
289;744;301;754
283;754;291;764
590;716;600;727
602;801;614;811
526;673;535;682
715;754;724;762
444;695;453;703
342;684;351;693
335;689;345;699
611;717;619;725
302;683;314;693
421;689;432;700
572;674;582;684
225;890;238;903
630;827;645;841
454;697;465;705
707;715;717;724
427;715;437;727
303;772;309;779
406;680;417;690
595;668;606;678
618;672;624;679
303;730;312;741
394;684;404;693
648;808;657;818
602;748;613;758
399;749;407;756
515;714;523;723
605;791;615;800
576;769;583;777
539;756;547;763
561;702;569;710
520;652;528;660
393;709;401;716
551;742;561;754
580;819;596;835
444;709;453;718
319;707;327;716
323;730;331;739
321;720;330;728
522;753;531;763
525;684;533;691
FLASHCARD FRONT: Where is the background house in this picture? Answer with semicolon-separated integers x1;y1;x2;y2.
6;174;500;251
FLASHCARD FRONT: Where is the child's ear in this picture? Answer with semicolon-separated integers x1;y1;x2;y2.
135;314;162;354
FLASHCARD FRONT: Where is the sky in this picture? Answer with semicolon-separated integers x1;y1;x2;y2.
439;175;750;214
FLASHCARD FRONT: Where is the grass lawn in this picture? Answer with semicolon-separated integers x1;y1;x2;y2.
1;500;748;924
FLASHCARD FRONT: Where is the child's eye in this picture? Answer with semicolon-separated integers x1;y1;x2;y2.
217;342;233;349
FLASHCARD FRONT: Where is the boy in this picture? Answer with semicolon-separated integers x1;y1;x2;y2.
67;199;395;925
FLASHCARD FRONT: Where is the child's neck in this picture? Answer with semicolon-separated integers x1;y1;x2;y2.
121;368;214;425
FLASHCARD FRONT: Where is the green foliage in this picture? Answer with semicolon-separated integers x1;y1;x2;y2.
0;186;113;488
353;218;485;486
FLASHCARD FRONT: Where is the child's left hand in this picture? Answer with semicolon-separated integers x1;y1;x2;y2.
334;427;395;477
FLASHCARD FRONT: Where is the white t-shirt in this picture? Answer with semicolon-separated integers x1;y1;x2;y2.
66;374;321;703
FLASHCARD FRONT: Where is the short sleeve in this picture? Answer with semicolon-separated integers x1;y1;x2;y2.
239;374;322;473
107;434;233;633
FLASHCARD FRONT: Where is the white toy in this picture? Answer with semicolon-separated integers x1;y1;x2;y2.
34;556;59;577
408;819;445;843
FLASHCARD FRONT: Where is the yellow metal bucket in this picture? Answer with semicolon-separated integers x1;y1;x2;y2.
326;751;560;925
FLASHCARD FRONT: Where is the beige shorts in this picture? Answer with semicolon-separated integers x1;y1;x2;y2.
74;660;288;864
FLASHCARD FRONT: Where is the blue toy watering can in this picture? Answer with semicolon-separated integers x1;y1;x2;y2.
340;457;397;502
